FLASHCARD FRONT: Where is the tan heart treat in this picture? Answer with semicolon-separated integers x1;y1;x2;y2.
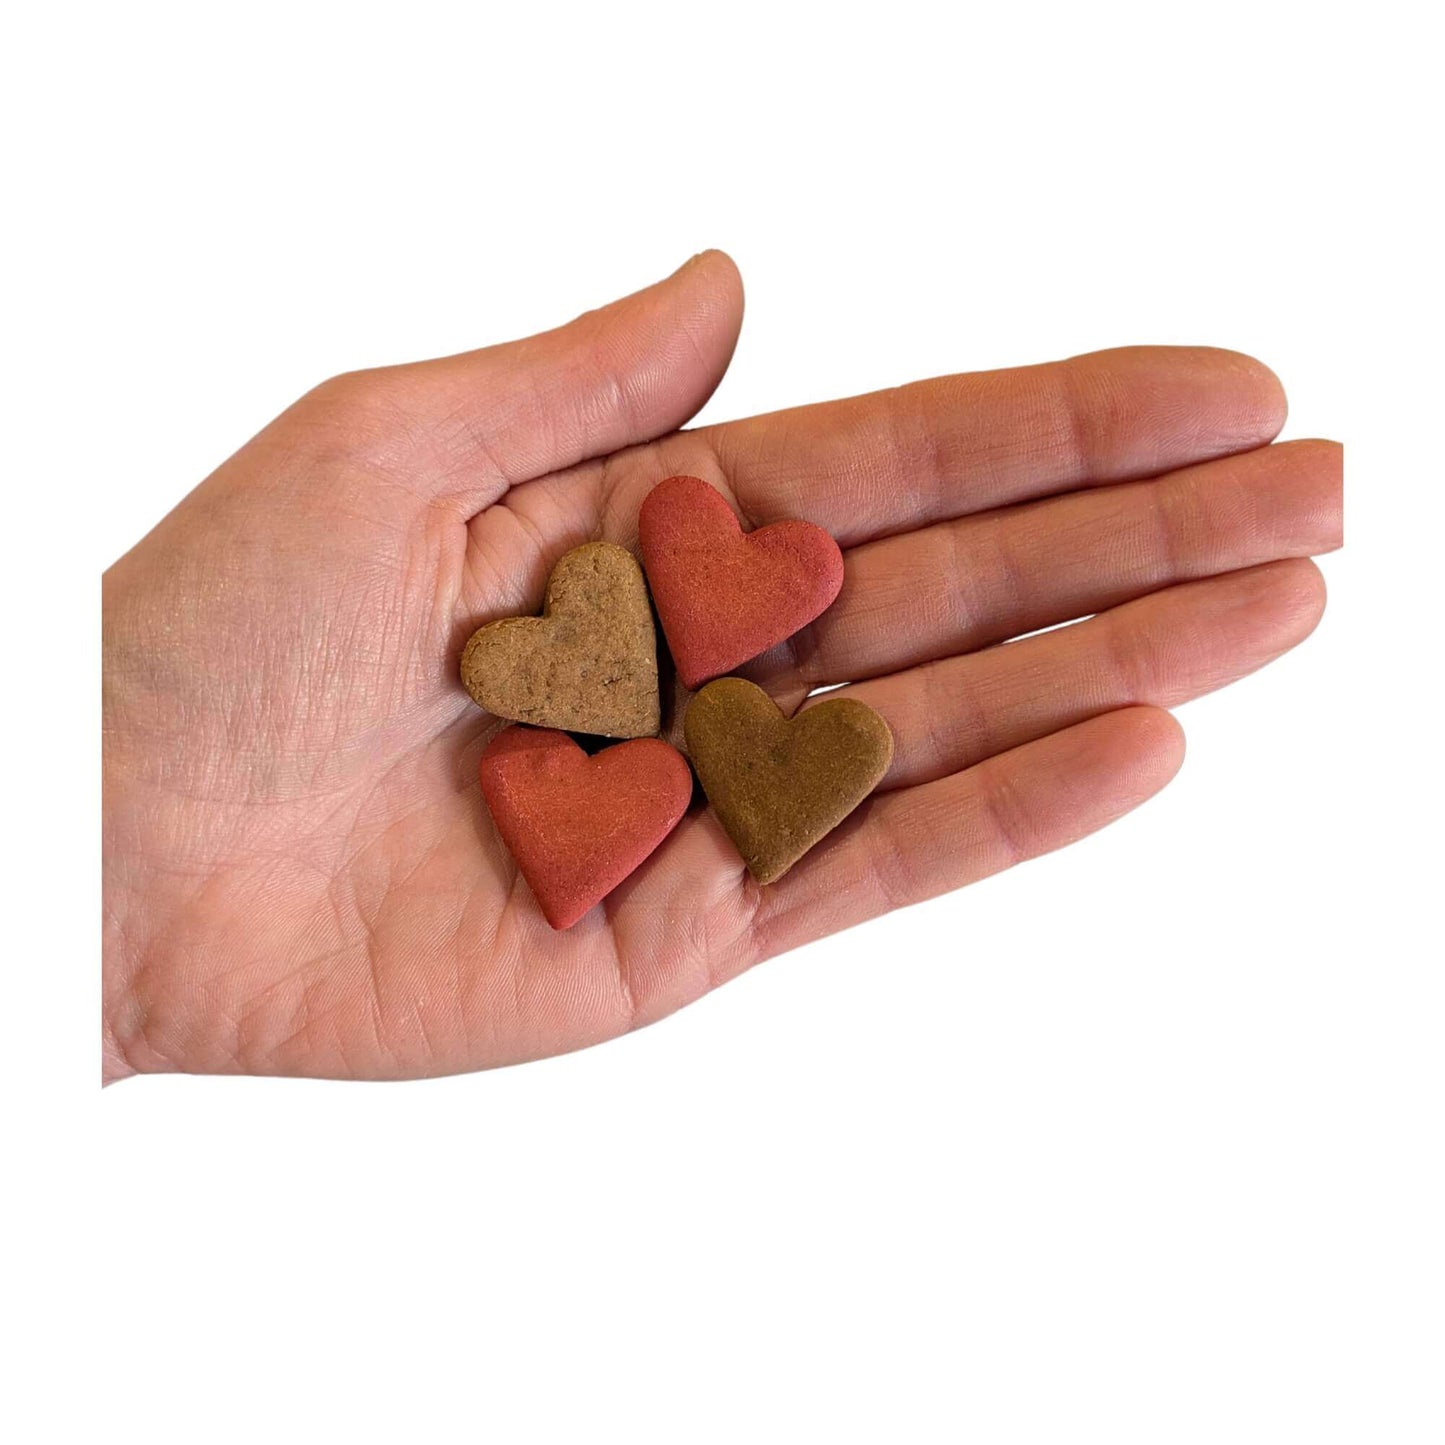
460;542;660;738
684;677;893;884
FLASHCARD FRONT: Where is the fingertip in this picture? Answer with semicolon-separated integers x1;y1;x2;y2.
1268;555;1329;640
680;247;742;288
670;248;745;344
1106;705;1188;792
1163;345;1288;447
1030;706;1186;834
1057;346;1293;486
1290;437;1344;549
1130;345;1287;440
1242;437;1344;553
1204;348;1289;440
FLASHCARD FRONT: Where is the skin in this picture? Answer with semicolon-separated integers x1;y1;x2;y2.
102;251;1343;1083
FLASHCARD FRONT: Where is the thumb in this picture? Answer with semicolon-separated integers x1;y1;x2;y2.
367;250;745;513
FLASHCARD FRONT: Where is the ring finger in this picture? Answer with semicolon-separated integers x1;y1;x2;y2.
816;557;1327;793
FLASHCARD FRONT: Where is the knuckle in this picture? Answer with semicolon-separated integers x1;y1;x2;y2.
287;367;419;471
306;366;402;420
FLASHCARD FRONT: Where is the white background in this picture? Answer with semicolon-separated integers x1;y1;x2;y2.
8;1;1441;1440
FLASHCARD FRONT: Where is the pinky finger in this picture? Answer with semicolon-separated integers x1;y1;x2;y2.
750;706;1186;961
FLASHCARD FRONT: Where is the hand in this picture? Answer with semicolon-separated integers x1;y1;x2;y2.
102;252;1342;1082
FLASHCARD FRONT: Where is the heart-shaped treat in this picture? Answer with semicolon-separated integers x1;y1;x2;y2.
480;727;693;929
638;476;844;689
684;678;893;884
461;542;660;738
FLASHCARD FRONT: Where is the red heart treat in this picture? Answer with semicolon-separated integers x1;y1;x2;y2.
638;475;845;688
479;726;693;930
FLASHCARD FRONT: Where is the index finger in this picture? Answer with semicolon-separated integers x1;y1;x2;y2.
696;346;1286;547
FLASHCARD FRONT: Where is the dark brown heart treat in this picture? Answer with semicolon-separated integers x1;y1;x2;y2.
460;542;660;738
684;677;893;884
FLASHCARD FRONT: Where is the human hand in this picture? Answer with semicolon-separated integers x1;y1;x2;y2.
102;252;1342;1081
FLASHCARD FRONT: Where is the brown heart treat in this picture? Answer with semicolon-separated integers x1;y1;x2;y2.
684;677;893;884
460;542;660;738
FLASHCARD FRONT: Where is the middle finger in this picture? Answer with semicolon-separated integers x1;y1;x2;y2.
748;438;1341;696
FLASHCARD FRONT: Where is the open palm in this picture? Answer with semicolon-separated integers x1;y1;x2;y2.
102;252;1341;1081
